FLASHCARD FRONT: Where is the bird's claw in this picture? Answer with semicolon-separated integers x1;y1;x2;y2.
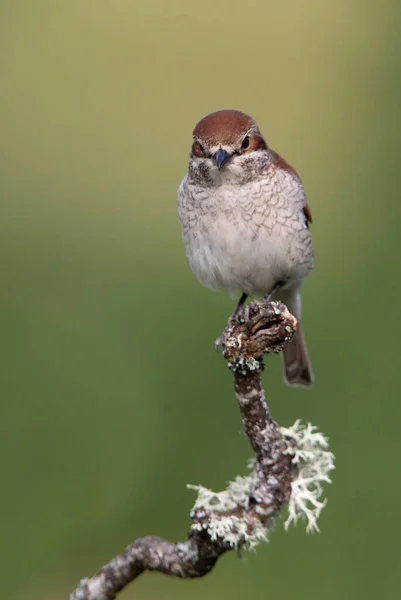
215;306;251;351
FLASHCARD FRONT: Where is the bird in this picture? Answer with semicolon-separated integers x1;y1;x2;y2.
177;109;314;387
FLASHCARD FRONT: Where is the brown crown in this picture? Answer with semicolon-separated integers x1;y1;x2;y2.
193;110;258;146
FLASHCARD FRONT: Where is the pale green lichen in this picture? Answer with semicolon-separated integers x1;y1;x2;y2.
188;420;335;550
227;356;262;375
280;420;335;533
188;472;257;514
188;472;265;550
191;513;269;551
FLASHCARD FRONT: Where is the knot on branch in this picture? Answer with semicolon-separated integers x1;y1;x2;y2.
222;301;297;372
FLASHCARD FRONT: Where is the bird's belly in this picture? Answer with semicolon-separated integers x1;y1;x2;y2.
187;215;312;296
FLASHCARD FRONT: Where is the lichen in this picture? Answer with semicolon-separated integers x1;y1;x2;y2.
191;514;269;551
280;420;335;533
188;472;268;550
188;420;335;550
227;356;262;375
188;472;257;514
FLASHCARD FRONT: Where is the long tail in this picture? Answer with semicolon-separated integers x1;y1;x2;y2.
277;287;313;388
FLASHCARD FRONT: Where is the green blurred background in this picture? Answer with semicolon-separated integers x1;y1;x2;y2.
1;1;400;598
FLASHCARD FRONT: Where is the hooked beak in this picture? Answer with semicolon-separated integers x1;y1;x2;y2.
214;148;230;170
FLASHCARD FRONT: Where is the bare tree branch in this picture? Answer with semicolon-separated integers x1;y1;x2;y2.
70;300;330;600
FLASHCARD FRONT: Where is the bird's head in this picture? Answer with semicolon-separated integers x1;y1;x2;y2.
189;110;269;183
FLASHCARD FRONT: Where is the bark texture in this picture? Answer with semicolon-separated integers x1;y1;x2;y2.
70;300;297;600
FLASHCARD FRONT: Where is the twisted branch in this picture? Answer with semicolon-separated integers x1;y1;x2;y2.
70;300;301;600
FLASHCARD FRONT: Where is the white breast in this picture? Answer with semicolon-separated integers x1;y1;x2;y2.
177;171;313;297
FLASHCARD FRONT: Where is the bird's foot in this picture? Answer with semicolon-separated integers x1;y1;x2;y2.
215;306;248;351
217;299;298;363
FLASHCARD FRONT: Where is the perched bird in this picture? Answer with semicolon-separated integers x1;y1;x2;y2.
177;110;314;387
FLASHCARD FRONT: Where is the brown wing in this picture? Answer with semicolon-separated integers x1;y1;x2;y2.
302;203;313;226
271;150;313;227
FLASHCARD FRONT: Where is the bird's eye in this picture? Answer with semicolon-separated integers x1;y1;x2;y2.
241;136;250;150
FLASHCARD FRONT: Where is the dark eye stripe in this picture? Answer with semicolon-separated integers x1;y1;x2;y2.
191;141;205;158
